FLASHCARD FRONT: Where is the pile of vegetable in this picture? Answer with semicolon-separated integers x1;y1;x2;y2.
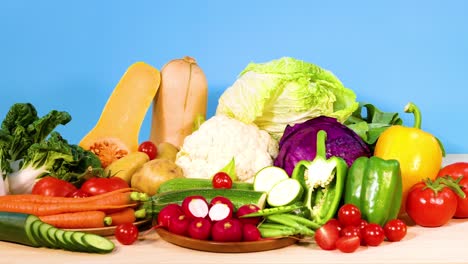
0;55;467;256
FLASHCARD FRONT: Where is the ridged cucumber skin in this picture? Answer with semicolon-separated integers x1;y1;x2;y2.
0;212;40;247
148;188;267;213
157;178;253;193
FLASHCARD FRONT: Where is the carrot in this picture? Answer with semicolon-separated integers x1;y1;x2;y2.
39;211;112;229
0;199;138;216
107;208;136;226
0;188;138;204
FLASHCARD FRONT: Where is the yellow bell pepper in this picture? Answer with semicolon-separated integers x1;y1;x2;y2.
374;102;443;215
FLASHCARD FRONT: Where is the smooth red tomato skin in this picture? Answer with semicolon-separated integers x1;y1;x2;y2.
67;189;91;198
115;223;139;245
325;218;342;233
32;176;77;197
454;177;468;218
138;141;158;160
437;162;468;180
338;204;362;227
406;182;458;227
361;223;385;247
340;225;362;240
212;172;233;189
384;219;407;242
314;222;340;250
336;236;360;253
80;177;129;196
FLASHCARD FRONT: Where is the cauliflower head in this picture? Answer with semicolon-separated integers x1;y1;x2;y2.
175;115;279;183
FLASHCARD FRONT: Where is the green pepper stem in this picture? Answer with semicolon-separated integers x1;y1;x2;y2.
315;130;327;159
404;102;422;129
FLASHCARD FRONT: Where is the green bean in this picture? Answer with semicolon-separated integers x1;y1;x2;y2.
266;214;315;236
239;204;304;218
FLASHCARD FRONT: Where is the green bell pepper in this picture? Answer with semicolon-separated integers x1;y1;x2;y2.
291;130;348;226
344;156;402;226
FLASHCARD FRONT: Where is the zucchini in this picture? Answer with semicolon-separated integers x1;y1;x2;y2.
0;212;115;253
148;188;267;213
157;178;253;193
253;166;289;193
0;212;40;247
267;178;304;207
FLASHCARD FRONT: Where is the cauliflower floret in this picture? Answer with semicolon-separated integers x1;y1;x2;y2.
175;115;278;183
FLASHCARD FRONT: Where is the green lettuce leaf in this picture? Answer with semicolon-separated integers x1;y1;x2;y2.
216;57;358;140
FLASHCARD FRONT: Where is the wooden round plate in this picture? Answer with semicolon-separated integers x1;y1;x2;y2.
65;219;152;236
156;228;298;253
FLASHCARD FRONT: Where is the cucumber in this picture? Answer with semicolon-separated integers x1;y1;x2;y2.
253;166;289;193
148;188;267;213
157;178;253;193
267;178;304;207
0;212;40;247
0;212;115;253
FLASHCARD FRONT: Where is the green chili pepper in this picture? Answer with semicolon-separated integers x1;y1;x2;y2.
344;156;402;226
291;130;348;226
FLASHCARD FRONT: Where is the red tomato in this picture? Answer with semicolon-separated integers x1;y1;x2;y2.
383;219;407;242
80;177;129;196
212;172;233;189
340;225;362;240
437;162;468;218
437;162;468;180
406;181;458;227
337;204;362;227
361;223;385;246
324;218;342;232
335;236;360;253
138;141;158;160
67;189;91;198
115;223;139;245
314;222;340;250
32;176;77;197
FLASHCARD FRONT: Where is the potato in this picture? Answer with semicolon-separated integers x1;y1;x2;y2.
156;142;179;162
130;158;184;196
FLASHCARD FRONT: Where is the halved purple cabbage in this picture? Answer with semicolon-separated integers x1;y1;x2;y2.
273;116;371;176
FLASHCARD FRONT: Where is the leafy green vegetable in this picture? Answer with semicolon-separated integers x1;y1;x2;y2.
0;103;102;194
344;102;403;152
216;57;359;141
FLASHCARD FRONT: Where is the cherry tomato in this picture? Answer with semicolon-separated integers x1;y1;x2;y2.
212;172;233;189
335;235;360;253
324;218;342;233
314;222;340;250
337;204;362;227
437;163;468;218
80;177;129;196
32;176;78;197
138;141;158;160
406;180;458;227
115;223;139;245
361;223;385;246
340;225;361;240
383;219;407;242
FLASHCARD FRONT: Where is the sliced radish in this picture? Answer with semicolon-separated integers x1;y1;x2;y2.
209;203;233;222
210;196;235;212
236;204;261;225
182;195;209;219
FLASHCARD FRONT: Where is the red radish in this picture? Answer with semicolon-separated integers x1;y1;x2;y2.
182;195;209;219
236;204;261;225
157;203;184;228
210;196;235;212
211;218;243;242
188;218;212;240
242;224;262;241
168;214;190;236
208;203;233;222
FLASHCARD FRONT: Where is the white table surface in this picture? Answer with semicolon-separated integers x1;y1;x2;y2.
1;154;468;264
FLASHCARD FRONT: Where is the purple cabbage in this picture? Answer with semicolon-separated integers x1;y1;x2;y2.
274;116;371;176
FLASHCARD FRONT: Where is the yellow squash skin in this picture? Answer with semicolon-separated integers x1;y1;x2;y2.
374;103;443;214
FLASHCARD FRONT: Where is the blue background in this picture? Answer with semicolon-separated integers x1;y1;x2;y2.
1;0;467;153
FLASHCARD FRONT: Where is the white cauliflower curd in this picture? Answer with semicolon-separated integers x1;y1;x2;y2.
175;115;279;183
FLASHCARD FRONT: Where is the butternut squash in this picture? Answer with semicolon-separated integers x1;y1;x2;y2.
79;62;161;168
150;56;208;148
